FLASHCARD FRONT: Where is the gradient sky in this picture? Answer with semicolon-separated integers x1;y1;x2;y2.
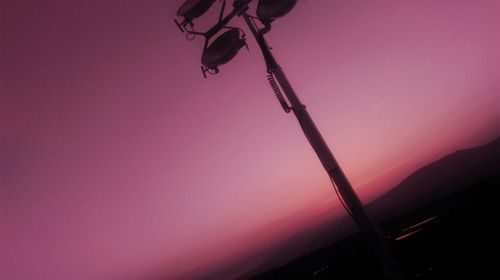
2;0;500;279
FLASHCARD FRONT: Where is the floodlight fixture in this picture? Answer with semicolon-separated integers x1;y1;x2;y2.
175;0;217;32
201;28;247;76
176;0;216;19
257;0;297;20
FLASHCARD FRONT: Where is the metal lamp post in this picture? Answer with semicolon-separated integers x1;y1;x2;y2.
174;1;403;279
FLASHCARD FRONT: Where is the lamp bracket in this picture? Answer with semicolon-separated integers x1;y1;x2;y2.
201;65;219;78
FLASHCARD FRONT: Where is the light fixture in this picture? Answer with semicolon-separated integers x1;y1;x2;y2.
176;0;217;20
257;0;296;20
201;29;246;70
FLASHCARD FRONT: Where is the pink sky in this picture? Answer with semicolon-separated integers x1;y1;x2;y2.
2;0;500;279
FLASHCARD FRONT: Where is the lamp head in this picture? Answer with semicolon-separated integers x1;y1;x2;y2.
176;0;217;20
201;29;246;70
257;0;296;20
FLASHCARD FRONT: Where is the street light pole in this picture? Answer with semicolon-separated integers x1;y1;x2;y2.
174;1;403;278
241;13;403;280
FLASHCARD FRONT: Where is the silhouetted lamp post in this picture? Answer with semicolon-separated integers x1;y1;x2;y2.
174;1;403;278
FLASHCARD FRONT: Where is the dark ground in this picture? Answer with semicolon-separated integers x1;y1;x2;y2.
246;176;500;280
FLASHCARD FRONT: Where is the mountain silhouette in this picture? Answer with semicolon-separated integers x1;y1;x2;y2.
368;136;500;220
